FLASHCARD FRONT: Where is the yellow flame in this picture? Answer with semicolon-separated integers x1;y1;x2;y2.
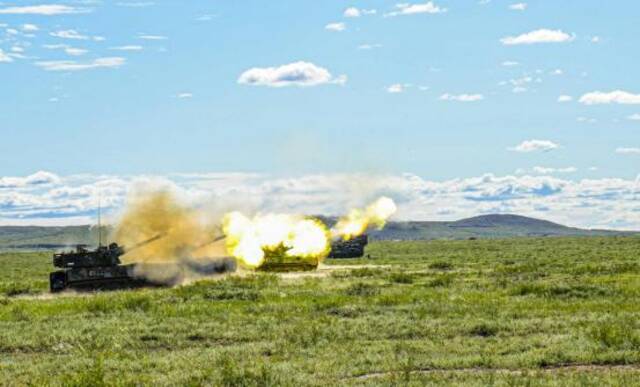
222;212;330;268
332;196;397;240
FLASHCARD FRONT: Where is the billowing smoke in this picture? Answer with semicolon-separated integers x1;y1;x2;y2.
331;196;397;240
111;189;397;281
113;190;234;284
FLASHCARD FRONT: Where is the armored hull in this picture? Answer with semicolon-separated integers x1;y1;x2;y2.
256;260;319;272
49;236;164;293
49;264;156;292
328;235;368;258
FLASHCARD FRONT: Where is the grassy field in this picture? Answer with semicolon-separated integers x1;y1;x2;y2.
1;237;639;385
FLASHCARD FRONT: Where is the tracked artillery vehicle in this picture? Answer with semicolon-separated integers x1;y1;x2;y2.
328;234;368;258
49;235;164;292
254;235;369;272
255;245;321;272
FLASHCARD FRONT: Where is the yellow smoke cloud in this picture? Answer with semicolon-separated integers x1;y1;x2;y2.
114;191;225;263
332;196;397;240
222;212;330;268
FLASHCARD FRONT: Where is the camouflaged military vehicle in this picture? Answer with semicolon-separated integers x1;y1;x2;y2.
328;234;368;259
255;245;320;272
49;235;163;292
255;234;369;272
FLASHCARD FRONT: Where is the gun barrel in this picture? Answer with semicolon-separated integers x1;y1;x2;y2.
195;235;225;250
127;234;165;253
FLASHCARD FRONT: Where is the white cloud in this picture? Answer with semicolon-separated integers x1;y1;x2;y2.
509;139;559;153
344;7;360;17
65;47;88;56
557;95;573;102
0;5;89;15
502;75;535;93
21;24;39;32
579;90;640;105
36;57;125;71
325;22;346;32
591;36;601;43
0;49;13;63
439;93;484;102
344;7;376;17
509;3;527;11
550;69;563;75
627;113;640;121
501;29;574;45
43;44;67;50
358;43;382;50
615;147;640;155
50;30;89;40
138;34;167;40
109;45;143;51
385;1;446;17
0;171;60;188
177;93;193;99
238;61;346;88
387;84;406;93
502;61;519;66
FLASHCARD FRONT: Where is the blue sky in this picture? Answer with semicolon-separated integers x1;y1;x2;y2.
0;1;639;228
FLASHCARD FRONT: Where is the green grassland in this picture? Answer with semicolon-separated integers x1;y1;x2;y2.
1;237;640;385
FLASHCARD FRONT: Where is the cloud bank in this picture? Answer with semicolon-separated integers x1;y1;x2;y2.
579;90;640;105
0;5;89;15
36;57;125;71
1;171;639;231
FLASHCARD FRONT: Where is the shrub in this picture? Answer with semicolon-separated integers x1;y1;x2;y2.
589;319;640;349
345;282;380;297
326;306;360;318
427;274;454;288
121;295;152;312
388;272;414;284
511;283;610;299
61;356;107;387
429;261;453;271
469;323;499;337
1;282;34;297
175;275;273;301
217;356;282;386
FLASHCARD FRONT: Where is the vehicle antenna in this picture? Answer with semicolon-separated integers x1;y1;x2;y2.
98;197;102;248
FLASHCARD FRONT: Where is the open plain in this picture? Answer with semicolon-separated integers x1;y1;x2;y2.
1;236;639;386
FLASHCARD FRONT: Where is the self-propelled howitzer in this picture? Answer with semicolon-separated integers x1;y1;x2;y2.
49;235;164;292
328;234;369;259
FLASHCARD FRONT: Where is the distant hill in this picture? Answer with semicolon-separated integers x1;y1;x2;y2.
0;226;105;250
368;214;636;240
0;214;636;250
